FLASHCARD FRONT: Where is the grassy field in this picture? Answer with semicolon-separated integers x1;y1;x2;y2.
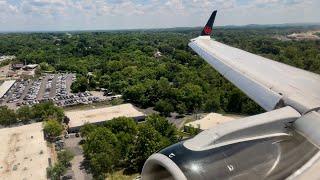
63;98;124;111
107;170;140;180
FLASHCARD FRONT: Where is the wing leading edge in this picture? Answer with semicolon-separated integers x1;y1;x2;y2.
189;13;320;114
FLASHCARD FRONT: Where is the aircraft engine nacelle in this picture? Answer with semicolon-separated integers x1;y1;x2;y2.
141;107;319;180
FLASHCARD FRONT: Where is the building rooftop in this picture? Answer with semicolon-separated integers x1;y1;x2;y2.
12;63;24;69
25;64;38;69
185;113;244;130
0;56;15;62
0;123;50;180
0;80;16;99
66;103;145;129
154;51;162;58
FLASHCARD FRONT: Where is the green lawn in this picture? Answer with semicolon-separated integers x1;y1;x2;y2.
107;170;140;180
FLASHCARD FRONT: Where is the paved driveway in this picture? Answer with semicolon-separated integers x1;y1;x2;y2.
64;135;92;180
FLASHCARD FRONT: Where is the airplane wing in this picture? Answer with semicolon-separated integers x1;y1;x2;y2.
187;12;320;178
189;34;320;114
141;10;320;180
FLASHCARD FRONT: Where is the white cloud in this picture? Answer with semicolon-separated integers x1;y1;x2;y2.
0;0;18;23
0;0;319;31
165;0;185;10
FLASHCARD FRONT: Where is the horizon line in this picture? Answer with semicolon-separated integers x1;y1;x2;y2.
1;22;320;34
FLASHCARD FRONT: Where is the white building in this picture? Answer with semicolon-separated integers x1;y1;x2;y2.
0;80;16;99
0;55;15;62
0;123;50;180
154;51;162;58
66;103;145;132
185;113;243;130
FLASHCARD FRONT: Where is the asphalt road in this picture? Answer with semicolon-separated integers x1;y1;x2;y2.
64;135;93;180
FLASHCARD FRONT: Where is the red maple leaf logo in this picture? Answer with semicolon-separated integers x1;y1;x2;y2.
204;26;212;35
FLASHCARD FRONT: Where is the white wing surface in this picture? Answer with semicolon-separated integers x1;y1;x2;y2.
189;36;320;113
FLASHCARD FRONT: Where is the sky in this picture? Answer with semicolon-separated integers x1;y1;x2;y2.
0;0;319;31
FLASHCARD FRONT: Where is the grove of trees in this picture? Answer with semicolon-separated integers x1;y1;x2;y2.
0;102;64;126
47;150;74;180
80;115;179;179
43;119;64;138
0;106;17;126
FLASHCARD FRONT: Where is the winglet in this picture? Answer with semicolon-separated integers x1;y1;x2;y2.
201;10;217;36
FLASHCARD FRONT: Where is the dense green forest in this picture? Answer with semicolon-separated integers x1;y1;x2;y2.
1;26;320;116
80;115;179;179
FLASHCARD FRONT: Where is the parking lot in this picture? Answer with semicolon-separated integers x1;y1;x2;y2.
0;73;101;109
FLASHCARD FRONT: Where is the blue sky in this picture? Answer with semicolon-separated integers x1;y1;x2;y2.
0;0;319;31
